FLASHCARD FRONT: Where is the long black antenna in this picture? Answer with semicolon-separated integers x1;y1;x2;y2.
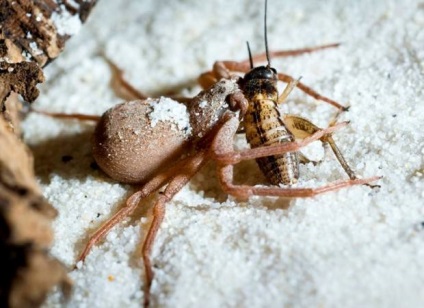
246;41;254;68
264;0;271;67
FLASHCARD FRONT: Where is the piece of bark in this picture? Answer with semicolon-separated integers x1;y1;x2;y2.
0;1;97;307
0;108;72;307
0;0;98;115
1;0;97;67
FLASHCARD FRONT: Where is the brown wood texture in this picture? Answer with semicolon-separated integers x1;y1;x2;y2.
0;1;97;306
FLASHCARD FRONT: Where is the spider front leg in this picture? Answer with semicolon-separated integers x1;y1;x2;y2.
199;43;340;86
211;116;380;200
198;44;347;111
245;43;340;65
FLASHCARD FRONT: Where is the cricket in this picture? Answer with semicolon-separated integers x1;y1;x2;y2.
37;0;380;306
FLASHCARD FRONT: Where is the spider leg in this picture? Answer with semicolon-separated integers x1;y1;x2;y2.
76;150;208;264
32;109;101;122
277;73;348;111
142;150;208;307
199;43;340;88
104;57;149;101
73;149;209;308
211;116;380;200
76;166;173;264
212;119;349;165
76;190;144;264
199;61;347;111
198;44;346;111
245;43;340;65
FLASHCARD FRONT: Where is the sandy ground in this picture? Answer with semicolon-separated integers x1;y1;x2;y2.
21;0;424;307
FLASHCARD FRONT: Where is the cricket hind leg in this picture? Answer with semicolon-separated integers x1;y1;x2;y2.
283;115;360;181
298;152;321;166
211;116;380;200
283;115;381;188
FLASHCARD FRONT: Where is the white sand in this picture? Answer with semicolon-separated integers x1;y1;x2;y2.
22;0;424;307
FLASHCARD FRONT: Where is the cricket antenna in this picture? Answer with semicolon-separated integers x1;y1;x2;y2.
246;41;254;68
264;0;271;67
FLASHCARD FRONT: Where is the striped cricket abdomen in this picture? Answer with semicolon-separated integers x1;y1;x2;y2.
244;97;299;185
